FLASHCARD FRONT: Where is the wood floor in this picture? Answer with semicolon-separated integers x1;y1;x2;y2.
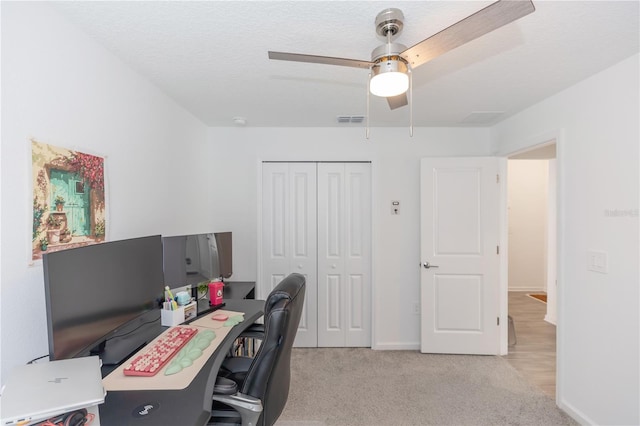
503;291;557;398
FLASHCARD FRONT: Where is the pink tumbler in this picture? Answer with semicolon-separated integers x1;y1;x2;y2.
209;281;224;306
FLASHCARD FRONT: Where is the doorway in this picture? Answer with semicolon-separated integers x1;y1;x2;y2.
507;143;557;322
504;141;557;396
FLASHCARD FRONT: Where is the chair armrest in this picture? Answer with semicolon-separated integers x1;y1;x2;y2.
239;323;264;339
222;356;253;374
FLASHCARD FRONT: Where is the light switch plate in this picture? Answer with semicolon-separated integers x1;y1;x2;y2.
587;250;608;274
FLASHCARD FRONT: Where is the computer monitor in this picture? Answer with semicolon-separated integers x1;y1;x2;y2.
42;235;165;362
162;232;233;289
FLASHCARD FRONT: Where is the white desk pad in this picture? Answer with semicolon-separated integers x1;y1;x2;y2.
103;310;244;391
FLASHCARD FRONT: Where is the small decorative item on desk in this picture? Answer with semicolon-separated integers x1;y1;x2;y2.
161;286;185;326
175;291;191;306
183;301;197;321
208;279;224;306
161;305;185;326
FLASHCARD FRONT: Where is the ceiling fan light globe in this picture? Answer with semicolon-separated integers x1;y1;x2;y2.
370;71;409;97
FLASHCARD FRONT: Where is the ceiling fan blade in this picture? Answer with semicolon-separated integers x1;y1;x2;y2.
268;51;372;69
387;93;408;110
401;0;535;69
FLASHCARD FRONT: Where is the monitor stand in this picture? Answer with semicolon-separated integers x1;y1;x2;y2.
88;310;163;366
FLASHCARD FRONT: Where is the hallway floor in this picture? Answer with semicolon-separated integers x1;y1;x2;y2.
503;291;556;398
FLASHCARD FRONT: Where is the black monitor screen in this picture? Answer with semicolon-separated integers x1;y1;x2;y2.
42;235;164;361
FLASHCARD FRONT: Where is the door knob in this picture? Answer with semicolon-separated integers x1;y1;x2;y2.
422;262;439;269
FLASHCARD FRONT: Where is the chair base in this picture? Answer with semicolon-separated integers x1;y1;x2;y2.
211;393;263;426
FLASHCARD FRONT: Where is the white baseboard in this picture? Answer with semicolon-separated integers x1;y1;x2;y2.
544;314;557;325
508;287;546;292
557;397;594;425
372;342;420;350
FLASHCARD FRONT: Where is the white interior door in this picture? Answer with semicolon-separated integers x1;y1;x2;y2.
317;163;371;347
262;162;317;347
420;157;500;355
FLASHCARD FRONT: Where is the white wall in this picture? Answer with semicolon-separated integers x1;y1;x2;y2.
492;54;639;425
205;127;492;349
0;2;209;384
507;160;549;292
545;160;557;325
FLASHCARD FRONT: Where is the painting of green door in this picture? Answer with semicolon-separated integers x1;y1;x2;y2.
49;169;90;236
31;139;106;262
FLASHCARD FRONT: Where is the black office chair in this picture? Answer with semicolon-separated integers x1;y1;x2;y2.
209;273;306;426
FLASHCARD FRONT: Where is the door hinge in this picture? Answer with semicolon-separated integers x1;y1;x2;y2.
497;245;500;255
496;174;500;183
497;317;500;326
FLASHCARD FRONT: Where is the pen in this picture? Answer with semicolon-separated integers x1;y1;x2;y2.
165;286;174;300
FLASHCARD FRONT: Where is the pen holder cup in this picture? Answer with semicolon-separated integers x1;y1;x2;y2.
161;306;185;327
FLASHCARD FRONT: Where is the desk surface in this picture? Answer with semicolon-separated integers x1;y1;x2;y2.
223;281;255;300
99;298;264;426
194;281;255;316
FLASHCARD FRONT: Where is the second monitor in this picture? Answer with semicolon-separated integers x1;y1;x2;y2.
162;232;232;289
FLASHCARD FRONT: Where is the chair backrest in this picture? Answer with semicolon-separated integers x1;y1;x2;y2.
241;273;306;426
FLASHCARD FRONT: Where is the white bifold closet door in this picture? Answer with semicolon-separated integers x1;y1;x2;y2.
261;162;318;347
317;163;371;347
261;162;371;348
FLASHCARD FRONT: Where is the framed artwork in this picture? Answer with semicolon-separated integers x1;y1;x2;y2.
31;139;107;262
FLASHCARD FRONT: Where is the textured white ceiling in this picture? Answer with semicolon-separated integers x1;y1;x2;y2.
50;1;639;127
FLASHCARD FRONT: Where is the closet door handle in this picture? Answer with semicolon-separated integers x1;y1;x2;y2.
422;262;439;269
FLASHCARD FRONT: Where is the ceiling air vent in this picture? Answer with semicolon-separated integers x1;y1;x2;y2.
460;111;504;125
337;115;366;124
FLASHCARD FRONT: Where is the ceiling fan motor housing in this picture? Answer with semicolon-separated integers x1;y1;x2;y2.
371;55;408;77
371;43;408;62
375;8;404;38
370;41;409;98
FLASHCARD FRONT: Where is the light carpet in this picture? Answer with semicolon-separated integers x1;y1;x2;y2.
276;348;577;426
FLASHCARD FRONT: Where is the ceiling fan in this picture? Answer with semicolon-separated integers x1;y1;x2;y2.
268;0;535;111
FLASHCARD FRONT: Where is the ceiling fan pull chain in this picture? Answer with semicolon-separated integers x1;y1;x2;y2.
409;67;413;138
366;72;371;140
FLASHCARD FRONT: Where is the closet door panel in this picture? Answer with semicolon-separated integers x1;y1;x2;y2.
317;163;371;347
344;164;372;347
262;164;290;293
262;162;317;347
317;164;346;346
289;163;317;347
